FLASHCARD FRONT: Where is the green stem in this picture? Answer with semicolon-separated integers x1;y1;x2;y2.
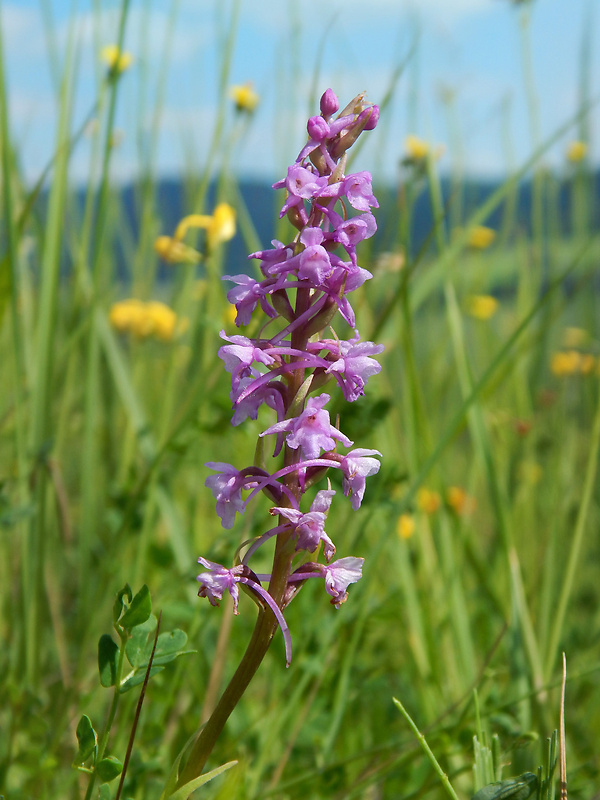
393;697;461;800
175;538;294;788
84;630;129;800
174;271;311;791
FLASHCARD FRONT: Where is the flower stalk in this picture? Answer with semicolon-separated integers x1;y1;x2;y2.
174;88;383;789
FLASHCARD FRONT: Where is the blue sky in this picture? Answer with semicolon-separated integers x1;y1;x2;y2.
2;0;597;184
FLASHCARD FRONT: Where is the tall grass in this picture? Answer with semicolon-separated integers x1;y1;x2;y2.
0;1;599;798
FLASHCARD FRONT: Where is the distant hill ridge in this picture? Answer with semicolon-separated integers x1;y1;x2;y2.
110;171;599;280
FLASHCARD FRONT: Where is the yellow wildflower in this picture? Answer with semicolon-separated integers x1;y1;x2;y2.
404;134;429;161
467;225;496;250
416;487;441;515
466;294;498;321
154;236;201;265
100;45;133;74
550;350;582;376
446;486;476;516
109;299;145;334
566;141;587;163
230;83;260;113
173;208;233;250
155;204;236;264
397;514;416;540
207;203;237;246
109;299;185;342
144;301;177;341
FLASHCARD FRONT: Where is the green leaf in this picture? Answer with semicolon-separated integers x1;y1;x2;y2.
126;624;192;672
96;755;123;782
153;629;188;660
472;773;538;800
120;666;164;693
166;760;238;800
113;583;133;624
98;634;120;687
125;615;157;668
119;584;151;631
74;714;97;764
99;784;111;800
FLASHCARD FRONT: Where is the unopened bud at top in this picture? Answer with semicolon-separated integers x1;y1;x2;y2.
363;104;379;130
320;88;339;118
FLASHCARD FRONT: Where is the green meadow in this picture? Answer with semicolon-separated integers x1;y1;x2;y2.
1;1;599;798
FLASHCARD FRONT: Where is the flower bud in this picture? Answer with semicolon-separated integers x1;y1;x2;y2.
363;104;379;130
271;289;295;322
320;88;339;118
303;297;339;337
287;205;306;231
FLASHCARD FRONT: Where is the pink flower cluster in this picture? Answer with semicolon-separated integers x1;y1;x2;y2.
198;89;383;666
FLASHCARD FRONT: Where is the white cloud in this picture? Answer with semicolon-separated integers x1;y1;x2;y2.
238;0;495;33
404;0;493;20
1;4;46;63
0;4;39;38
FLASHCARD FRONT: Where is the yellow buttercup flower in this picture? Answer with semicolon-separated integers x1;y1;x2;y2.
109;299;145;334
230;83;259;113
154;236;202;265
404;134;429;161
416;487;441;515
155;204;236;264
206;203;237;247
145;301;178;342
397;514;415;540
101;45;133;74
566;141;587;163
173;207;235;250
466;294;498;321
467;225;496;250
550;350;581;376
109;299;185;342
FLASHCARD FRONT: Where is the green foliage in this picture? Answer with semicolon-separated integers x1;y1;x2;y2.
472;773;538;800
113;584;134;626
118;585;152;632
70;585;191;798
121;614;193;693
163;760;238;800
95;756;124;783
74;716;98;765
98;635;120;688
